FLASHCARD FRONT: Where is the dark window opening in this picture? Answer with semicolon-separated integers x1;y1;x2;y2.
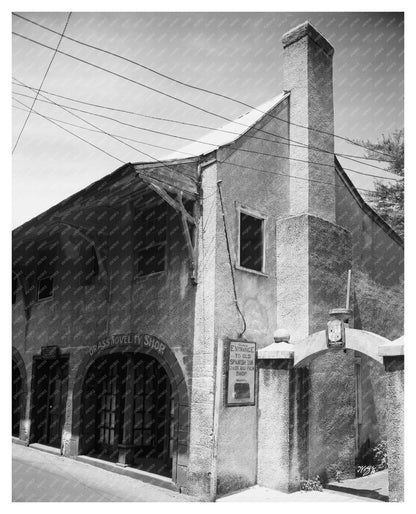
37;276;54;301
82;245;99;286
12;274;18;304
239;212;264;272
35;239;58;302
137;204;167;277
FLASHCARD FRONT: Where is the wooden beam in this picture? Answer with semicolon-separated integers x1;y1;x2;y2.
143;179;195;225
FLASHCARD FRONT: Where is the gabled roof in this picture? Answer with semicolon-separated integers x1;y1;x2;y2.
166;92;290;159
334;157;403;248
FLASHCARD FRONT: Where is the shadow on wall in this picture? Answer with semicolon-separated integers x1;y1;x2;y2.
353;268;403;340
307;350;356;484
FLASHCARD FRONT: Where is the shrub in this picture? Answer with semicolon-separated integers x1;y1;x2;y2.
373;441;388;471
300;475;323;492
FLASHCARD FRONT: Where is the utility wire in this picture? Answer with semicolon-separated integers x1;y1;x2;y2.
217;181;247;338
12;103;195;156
13;78;199;184
12;12;395;161
13;96;124;163
12;81;393;167
13;87;217;147
12;12;72;153
12;95;379;197
12;32;393;166
12;85;400;183
13;97;199;199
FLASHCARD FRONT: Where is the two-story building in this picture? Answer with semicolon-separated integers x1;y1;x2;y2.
12;21;403;500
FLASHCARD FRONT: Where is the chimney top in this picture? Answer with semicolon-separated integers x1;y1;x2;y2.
282;21;334;57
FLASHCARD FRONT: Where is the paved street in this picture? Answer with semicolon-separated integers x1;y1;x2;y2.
218;485;380;502
12;443;194;502
13;442;381;503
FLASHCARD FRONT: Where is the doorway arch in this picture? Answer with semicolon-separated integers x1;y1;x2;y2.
292;328;390;487
294;327;387;367
71;335;189;483
12;347;28;439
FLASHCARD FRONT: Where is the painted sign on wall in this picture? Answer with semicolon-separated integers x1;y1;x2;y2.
88;333;166;357
226;340;256;406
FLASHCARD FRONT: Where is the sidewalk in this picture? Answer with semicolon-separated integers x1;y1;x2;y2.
12;443;195;502
13;441;385;503
217;484;381;502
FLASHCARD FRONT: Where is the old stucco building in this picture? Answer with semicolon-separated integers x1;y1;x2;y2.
12;22;403;500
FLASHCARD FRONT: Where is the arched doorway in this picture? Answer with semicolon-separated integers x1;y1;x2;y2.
12;348;28;440
80;351;174;477
292;328;390;487
12;359;22;437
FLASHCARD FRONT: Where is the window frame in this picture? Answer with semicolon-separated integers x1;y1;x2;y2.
12;272;18;305
36;275;54;302
82;243;99;286
135;202;168;280
236;203;268;276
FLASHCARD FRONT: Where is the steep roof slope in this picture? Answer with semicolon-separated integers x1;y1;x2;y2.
166;92;290;159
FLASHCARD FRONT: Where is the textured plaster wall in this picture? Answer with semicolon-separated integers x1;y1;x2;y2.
384;357;404;502
308;216;352;334
12;162;198;486
214;99;291;495
335;172;403;288
283;29;335;223
186;162;218;499
307;350;357;482
276;214;352;341
257;360;291;491
359;355;387;452
13;195;195;380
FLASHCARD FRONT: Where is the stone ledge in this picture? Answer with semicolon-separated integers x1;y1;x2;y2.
379;338;404;358
257;342;294;360
282;21;334;57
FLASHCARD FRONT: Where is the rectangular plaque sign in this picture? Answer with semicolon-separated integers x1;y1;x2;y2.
226;340;256;406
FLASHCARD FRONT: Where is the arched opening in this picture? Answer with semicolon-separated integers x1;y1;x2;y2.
30;355;69;448
12;359;23;437
80;352;174;477
12;348;28;440
295;348;387;486
290;328;391;498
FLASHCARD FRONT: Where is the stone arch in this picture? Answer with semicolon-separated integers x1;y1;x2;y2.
294;327;389;367
70;334;189;483
12;347;28;439
291;327;391;490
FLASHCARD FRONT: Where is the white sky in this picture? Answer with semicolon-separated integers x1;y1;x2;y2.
11;11;404;227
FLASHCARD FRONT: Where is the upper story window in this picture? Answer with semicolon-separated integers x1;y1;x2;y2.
12;273;18;304
136;203;167;277
37;276;54;301
82;244;99;286
35;239;58;302
238;207;266;274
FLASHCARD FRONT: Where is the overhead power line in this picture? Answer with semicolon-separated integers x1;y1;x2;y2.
12;84;401;183
13;97;199;198
12;103;195;157
12;94;382;197
13;77;199;185
13;31;394;168
13;96;124;163
12;12;395;161
12;12;72;154
12;81;393;169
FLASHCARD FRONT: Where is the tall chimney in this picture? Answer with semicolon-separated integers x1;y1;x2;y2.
282;21;335;223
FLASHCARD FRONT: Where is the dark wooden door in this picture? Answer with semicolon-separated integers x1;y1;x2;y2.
132;356;172;475
12;360;22;437
32;358;68;448
82;353;172;476
95;356;120;461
